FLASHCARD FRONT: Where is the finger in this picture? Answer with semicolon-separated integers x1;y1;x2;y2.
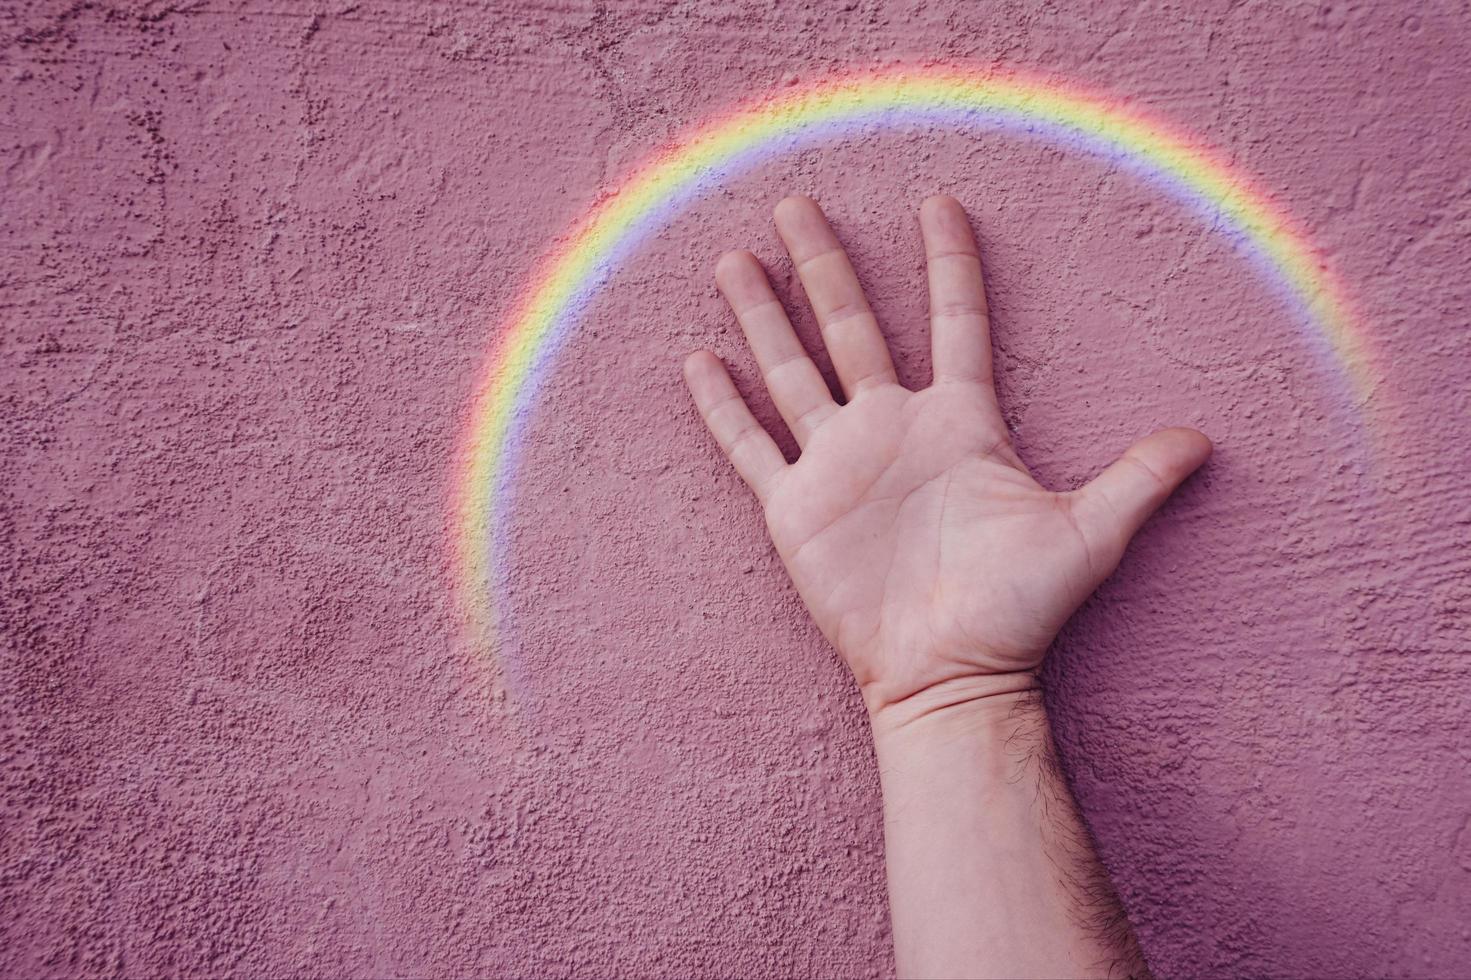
1071;427;1213;567
772;196;898;398
920;195;994;386
682;351;786;500
715;250;838;446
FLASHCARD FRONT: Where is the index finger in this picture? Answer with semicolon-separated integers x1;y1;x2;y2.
920;195;993;386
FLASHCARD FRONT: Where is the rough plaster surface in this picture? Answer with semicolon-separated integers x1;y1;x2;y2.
3;1;1470;977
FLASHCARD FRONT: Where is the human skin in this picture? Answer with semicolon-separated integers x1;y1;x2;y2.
682;195;1212;978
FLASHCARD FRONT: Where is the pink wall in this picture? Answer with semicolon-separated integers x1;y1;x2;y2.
3;2;1469;976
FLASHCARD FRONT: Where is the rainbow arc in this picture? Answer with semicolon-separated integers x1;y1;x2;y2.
454;67;1380;654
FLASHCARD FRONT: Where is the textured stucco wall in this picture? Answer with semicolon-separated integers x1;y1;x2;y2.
3;1;1470;977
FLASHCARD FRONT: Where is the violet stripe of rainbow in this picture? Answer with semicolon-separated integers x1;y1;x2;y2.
454;66;1379;650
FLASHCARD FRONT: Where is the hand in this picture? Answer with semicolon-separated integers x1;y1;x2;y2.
684;195;1211;722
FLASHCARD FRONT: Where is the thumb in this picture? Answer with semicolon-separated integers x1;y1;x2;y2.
1072;427;1213;564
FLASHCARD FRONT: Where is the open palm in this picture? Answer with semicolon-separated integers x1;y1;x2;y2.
684;196;1211;716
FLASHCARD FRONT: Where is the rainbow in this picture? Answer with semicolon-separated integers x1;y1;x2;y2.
454;65;1379;654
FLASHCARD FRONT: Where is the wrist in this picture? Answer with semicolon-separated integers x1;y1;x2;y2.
865;672;1045;748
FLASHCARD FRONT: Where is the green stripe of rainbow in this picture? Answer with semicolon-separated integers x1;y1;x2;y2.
454;66;1378;652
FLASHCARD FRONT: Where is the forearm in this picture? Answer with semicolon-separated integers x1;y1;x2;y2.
870;676;1149;980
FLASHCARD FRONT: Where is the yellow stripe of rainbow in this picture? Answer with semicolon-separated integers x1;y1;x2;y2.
454;65;1378;653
